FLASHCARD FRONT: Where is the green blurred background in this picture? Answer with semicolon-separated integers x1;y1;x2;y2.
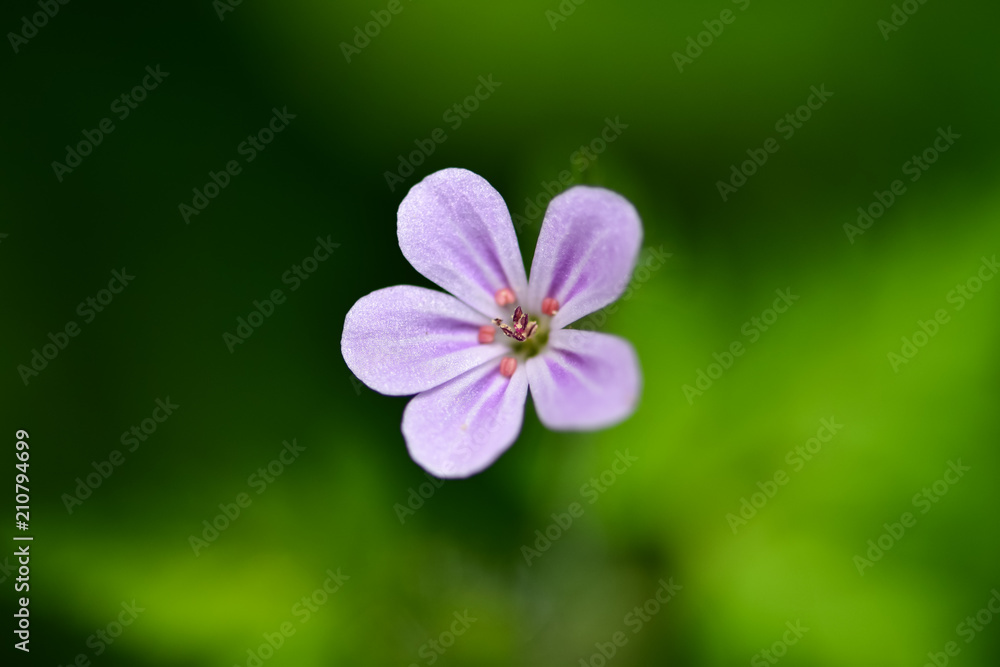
3;0;999;665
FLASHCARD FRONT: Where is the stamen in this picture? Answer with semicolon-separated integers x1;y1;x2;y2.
495;288;516;307
499;356;517;378
478;325;495;344
493;307;538;343
493;318;516;340
515;307;528;330
542;297;560;316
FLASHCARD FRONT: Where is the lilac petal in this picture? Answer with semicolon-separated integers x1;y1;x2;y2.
398;168;528;320
526;330;641;431
527;186;642;329
341;285;505;396
403;359;528;478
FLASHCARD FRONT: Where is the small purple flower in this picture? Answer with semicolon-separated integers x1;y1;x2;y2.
341;168;642;478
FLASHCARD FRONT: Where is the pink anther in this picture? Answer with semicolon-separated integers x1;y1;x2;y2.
478;325;495;344
495;287;516;307
499;357;517;378
541;297;560;316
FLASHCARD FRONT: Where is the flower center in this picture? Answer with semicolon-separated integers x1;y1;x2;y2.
493;306;537;342
481;299;561;377
490;305;552;360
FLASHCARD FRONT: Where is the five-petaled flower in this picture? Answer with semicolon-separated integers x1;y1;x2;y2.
341;168;642;478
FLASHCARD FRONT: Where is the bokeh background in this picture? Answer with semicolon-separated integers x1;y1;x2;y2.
3;0;999;665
